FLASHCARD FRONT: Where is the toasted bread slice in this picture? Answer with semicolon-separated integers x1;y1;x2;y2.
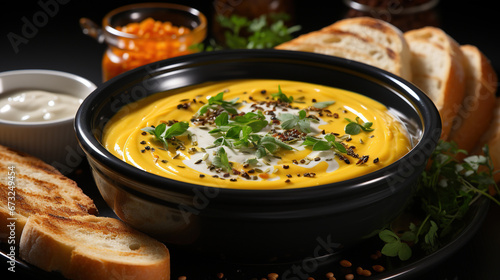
477;97;500;182
19;214;170;280
447;45;498;153
404;27;466;140
276;17;412;80
0;145;97;243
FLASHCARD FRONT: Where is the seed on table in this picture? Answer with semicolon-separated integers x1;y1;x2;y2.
267;272;278;279
372;264;385;272
340;259;352;267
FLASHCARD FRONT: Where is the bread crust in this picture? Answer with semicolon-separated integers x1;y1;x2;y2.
276;17;412;80
20;214;170;280
0;144;97;243
404;27;466;140
447;45;498;153
477;97;500;182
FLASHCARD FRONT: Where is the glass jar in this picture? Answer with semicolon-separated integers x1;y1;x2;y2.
343;0;440;31
81;3;207;81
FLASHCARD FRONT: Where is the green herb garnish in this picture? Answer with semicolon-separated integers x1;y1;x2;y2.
208;110;292;158
197;91;240;116
212;147;232;172
302;135;347;154
141;121;189;149
196;13;301;50
379;141;500;261
312;100;336;109
344;117;374;135
271;85;294;103
379;229;413;261
278;109;316;134
255;136;293;158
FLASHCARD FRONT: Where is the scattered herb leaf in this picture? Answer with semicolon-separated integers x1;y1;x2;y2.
197;91;240;116
141;121;189;149
379;140;500;261
212;147;232;172
271;85;294;103
312;100;336;109
344;117;374;135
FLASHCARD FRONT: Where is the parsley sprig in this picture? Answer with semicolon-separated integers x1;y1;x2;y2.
194;13;301;51
212;147;232;172
302;134;347;154
208;111;292;158
197;91;240;116
278;109;316;134
141;121;189;149
271;85;294;103
379;141;500;261
344;117;374;135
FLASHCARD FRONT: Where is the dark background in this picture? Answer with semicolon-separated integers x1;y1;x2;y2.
1;1;499;279
1;1;499;85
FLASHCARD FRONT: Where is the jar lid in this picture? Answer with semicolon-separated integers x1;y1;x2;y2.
343;0;440;15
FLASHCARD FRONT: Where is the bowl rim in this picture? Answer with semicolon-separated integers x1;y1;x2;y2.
76;49;441;197
0;69;96;126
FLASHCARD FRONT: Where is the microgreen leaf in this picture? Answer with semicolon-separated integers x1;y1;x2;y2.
271;85;294;103
278;109;311;133
212;147;232;172
312;100;336;109
302;135;347;154
379;229;412;261
344;117;374;135
379;140;500;261
141;121;189;149
197;91;240;116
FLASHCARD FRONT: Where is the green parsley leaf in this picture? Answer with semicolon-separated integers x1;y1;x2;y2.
278;109;312;133
302;135;347;154
255;136;293;158
271;85;294;103
212;147;232;172
379;229;412;261
312;100;336;109
197;91;240;116
380;140;500;261
344;117;374;135
141;121;189;149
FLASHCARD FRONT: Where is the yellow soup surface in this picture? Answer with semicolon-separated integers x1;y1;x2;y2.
103;79;412;189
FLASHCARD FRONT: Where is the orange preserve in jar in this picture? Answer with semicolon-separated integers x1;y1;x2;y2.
100;3;207;81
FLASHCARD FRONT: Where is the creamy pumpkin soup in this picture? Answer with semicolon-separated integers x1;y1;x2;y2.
103;80;411;189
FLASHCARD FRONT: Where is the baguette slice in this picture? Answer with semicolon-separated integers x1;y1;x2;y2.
404;27;466;140
0;145;98;243
447;45;498;153
276;17;412;80
19;214;170;280
477;97;500;182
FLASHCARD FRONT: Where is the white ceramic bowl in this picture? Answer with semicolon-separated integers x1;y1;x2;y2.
0;70;96;174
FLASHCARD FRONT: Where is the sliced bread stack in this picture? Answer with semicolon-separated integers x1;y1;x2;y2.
0;144;170;280
447;45;498;152
276;17;499;180
275;17;412;81
403;27;467;140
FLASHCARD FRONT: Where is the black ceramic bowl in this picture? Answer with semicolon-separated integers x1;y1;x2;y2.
75;49;441;263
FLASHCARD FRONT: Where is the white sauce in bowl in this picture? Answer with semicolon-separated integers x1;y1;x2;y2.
0;90;82;122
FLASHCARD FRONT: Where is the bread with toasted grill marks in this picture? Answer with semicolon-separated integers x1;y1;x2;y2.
0;144;98;243
20;214;170;280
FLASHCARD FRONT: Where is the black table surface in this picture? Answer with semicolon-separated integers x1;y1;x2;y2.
1;1;499;279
